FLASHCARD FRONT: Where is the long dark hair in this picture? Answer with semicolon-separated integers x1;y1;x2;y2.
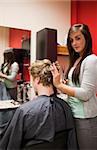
4;49;15;64
66;24;92;85
1;49;15;74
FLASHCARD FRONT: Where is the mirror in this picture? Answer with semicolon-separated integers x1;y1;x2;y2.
0;26;31;82
0;26;32;104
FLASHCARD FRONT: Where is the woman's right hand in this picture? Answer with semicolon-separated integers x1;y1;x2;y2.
50;62;62;88
0;72;7;79
0;72;4;78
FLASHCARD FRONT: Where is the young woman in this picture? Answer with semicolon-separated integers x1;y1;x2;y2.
0;49;19;101
51;24;97;149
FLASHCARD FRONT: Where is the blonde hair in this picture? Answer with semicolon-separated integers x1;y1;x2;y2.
30;59;59;86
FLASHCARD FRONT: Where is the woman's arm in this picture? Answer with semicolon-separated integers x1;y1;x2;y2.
74;55;97;101
51;55;97;101
51;63;75;97
0;62;19;81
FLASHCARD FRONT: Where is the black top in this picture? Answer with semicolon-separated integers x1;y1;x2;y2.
0;94;78;150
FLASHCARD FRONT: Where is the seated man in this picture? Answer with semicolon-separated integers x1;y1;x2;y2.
0;59;78;150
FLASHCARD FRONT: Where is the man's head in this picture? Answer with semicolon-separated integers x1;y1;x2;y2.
30;59;53;85
29;59;54;95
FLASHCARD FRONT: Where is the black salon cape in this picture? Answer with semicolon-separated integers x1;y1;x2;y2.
0;94;78;150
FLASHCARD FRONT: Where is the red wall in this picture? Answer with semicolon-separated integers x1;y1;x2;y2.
71;0;97;55
9;28;31;48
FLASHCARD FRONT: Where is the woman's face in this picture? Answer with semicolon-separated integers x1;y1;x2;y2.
70;30;86;56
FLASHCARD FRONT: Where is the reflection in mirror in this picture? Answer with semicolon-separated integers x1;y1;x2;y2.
0;26;31;82
0;26;31;104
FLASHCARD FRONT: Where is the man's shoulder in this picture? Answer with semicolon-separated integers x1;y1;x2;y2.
18;95;72;117
19;96;50;114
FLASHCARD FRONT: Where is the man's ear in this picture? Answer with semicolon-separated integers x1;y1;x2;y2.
35;77;40;84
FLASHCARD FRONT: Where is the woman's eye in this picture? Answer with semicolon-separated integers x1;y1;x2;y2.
70;36;81;43
76;37;81;40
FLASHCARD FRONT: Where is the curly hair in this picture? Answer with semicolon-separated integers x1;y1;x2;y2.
30;59;60;87
30;59;53;86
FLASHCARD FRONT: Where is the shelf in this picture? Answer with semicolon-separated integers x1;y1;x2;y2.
57;45;69;55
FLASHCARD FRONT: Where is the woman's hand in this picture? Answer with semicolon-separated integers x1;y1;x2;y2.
51;62;62;88
0;72;6;78
51;62;75;97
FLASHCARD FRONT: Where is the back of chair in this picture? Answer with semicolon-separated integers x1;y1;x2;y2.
23;131;67;150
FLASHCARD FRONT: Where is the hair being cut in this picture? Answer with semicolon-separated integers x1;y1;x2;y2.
30;59;60;87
